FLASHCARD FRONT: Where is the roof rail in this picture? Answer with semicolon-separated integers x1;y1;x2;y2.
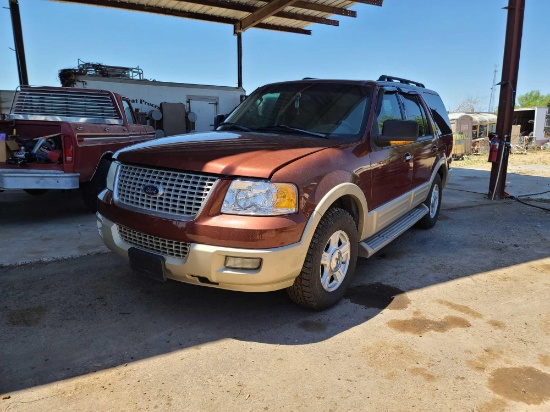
378;75;425;88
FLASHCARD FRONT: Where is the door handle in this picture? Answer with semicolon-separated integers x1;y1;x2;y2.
432;144;438;152
404;153;413;162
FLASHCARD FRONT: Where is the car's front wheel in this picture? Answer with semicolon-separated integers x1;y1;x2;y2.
287;207;358;310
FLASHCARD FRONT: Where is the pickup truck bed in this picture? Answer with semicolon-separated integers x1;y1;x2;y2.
0;86;155;211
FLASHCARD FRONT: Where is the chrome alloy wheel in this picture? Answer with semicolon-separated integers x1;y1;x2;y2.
429;183;440;218
320;230;351;292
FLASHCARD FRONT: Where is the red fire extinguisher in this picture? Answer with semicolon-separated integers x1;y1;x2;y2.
488;135;500;163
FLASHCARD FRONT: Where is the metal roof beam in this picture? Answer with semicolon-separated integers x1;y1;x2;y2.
256;23;310;34
55;0;310;34
171;0;339;26
292;1;356;17
234;0;300;34
351;0;383;5
274;12;338;26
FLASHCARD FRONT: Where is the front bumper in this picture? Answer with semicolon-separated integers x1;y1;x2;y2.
97;213;308;292
0;169;79;189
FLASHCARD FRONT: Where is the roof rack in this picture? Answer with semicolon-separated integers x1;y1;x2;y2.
378;75;425;88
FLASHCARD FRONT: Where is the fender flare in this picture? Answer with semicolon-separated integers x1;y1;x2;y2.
89;152;114;181
299;182;369;248
437;157;450;187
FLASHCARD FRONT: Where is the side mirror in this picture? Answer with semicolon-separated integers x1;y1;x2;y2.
375;120;419;146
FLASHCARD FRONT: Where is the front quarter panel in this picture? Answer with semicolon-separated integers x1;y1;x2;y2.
272;145;371;242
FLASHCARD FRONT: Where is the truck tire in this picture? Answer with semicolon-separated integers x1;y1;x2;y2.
24;189;49;196
416;174;442;230
287;207;358;310
81;159;111;213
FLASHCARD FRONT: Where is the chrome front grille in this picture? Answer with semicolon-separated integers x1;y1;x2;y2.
118;225;189;260
115;165;218;218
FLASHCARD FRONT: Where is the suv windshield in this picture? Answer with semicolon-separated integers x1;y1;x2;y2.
218;82;372;141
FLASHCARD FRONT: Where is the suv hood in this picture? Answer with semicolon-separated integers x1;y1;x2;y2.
115;131;339;178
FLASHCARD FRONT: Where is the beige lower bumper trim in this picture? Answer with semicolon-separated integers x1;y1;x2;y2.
97;213;308;292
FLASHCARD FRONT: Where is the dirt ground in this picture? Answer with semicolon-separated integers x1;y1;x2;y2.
456;151;550;177
1;167;549;412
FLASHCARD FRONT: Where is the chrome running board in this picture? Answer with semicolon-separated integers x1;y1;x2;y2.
358;204;429;258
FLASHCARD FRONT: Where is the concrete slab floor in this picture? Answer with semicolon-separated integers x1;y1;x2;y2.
0;189;109;267
0;167;549;411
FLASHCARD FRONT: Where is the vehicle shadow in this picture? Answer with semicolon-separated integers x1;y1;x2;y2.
1;170;549;394
0;189;87;221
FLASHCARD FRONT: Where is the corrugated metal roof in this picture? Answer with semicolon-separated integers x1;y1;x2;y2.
54;0;383;35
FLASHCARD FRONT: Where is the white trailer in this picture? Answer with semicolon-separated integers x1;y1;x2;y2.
513;106;549;147
71;76;245;134
545;101;550;142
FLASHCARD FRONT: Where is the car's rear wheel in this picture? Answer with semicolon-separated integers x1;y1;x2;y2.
416;174;442;229
287;207;358;310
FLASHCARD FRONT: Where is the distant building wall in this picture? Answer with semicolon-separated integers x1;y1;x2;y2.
0;90;16;119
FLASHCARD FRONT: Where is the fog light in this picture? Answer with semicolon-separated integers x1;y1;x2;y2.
225;256;262;270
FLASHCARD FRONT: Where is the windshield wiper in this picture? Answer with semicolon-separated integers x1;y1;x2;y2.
253;125;327;138
218;122;252;132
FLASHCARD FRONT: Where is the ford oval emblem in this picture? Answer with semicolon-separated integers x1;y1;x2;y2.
143;184;163;197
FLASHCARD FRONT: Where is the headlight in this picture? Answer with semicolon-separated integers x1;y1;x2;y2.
106;161;119;192
221;179;298;216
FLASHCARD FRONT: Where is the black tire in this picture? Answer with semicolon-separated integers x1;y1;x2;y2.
416;174;442;230
23;189;49;196
81;159;111;213
287;207;358;310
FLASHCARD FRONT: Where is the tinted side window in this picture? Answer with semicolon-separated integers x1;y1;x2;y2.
401;93;429;137
373;91;402;136
421;92;452;135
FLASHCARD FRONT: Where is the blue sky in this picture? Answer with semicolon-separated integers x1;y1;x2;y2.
1;0;549;110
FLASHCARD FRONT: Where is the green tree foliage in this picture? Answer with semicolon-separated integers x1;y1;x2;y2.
516;90;550;108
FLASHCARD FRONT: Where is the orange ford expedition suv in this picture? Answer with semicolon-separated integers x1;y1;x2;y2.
97;76;453;310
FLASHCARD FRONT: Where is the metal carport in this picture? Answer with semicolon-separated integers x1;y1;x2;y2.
53;0;383;35
9;0;384;89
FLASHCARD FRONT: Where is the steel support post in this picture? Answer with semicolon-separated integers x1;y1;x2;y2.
488;0;525;199
9;0;29;86
237;33;243;89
